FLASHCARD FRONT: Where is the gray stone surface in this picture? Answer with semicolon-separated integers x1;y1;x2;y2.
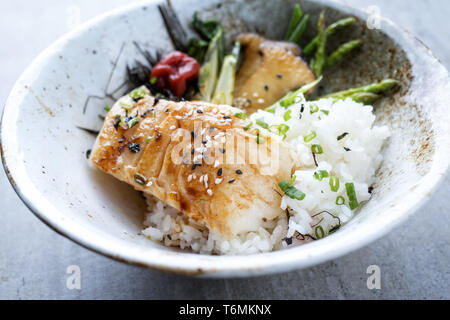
0;0;449;300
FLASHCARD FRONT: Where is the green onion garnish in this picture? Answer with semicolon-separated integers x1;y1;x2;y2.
336;196;345;205
315;226;325;239
304;131;317;143
244;122;252;131
311;144;323;154
345;182;359;210
278;180;306;201
284;109;292;121
310;104;319;114
127;117;141;129
314;170;329;181
256;132;266;144
129;88;147;101
120;102;132;110
146;136;153;144
234;112;247;120
329;176;340;192
320;109;329;115
256;118;269;129
150;77;157;85
277;124;290;139
104;105;111;112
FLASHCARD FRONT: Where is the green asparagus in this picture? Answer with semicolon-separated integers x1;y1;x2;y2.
325;39;362;67
287;14;310;44
304;17;356;56
285;4;303;40
312;12;327;77
265;76;323;113
315;79;400;104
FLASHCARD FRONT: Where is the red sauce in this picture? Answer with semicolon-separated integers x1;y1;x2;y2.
151;51;200;97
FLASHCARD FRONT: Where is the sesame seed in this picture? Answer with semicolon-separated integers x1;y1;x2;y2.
236;169;243;175
199;175;204;183
219;148;226;154
228;179;235;184
207;189;213;196
257;98;265;104
170;125;176;130
277;73;283;79
253;92;259;98
264;85;269;91
214;160;220;168
146;181;153;187
215;178;223;185
196;109;203;114
217;168;223;176
187;174;193;182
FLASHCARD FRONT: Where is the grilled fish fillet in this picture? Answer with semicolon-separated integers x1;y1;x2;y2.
91;89;299;238
234;33;316;114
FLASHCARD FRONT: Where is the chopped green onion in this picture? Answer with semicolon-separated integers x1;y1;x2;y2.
304;131;317;143
278;180;306;201
283;109;292;121
120;102;132;110
150;77;157;85
127;117;141;129
104;105;111;112
310;104;319;114
320;109;329;115
345;182;359;210
256;118;269;130
129;88;147;101
311;144;323;154
146;136;153;144
243;122;252;131
290;175;297;184
337;132;349;141
277;124;290;140
314;170;329;181
315;225;325;239
336;196;345;205
329;176;340;192
234;112;247;120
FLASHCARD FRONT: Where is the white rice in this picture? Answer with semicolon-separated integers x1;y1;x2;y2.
142;94;390;255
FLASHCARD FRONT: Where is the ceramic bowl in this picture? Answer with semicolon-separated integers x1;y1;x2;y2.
2;0;449;277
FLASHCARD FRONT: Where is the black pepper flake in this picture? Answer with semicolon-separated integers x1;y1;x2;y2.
264;85;269;91
217;168;223;177
337;132;349;141
196;109;204;114
85;149;92;159
228;179;235;184
153;98;160;106
166;234;172;240
191;149;195;155
165;108;170;113
128;143;141;153
219;148;226;154
247;99;252;104
368;186;374;194
202;140;207;144
191;163;201;170
257;50;264;57
276;73;283;79
113;115;121;129
191;131;196;139
223;115;231;120
236;169;243;175
284;237;293;245
344;147;351;152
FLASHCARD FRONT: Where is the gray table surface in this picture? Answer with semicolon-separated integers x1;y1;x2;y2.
0;0;449;300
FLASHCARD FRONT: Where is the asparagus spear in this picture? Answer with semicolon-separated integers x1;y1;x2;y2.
315;79;399;104
287;14;310;44
312;12;327;77
211;42;241;105
304;17;356;56
265;76;323;112
285;4;303;40
325;39;362;67
198;28;225;102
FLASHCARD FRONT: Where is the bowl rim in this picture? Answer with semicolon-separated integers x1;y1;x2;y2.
2;0;450;277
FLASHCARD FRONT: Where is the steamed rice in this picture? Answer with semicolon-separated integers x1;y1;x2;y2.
142;94;390;255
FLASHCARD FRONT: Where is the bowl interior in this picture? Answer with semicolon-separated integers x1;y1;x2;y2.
2;0;449;277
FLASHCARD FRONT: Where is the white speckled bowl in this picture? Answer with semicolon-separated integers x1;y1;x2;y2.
2;0;450;277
